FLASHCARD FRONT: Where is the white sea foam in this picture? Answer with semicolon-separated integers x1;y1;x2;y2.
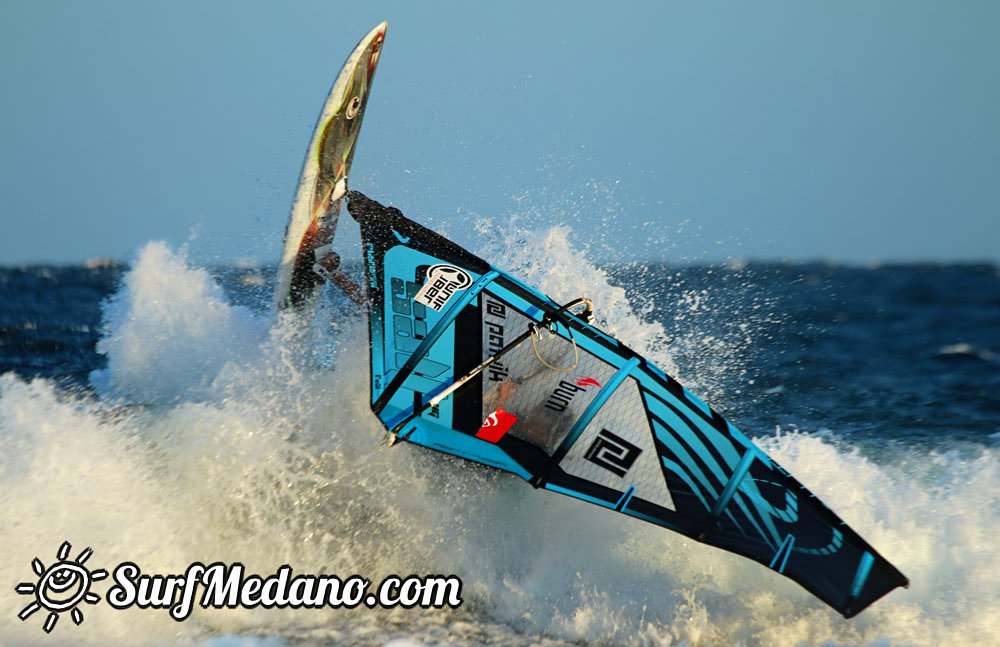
92;241;270;404
1;238;998;646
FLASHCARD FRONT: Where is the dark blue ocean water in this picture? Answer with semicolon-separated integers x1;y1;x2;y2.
619;262;1000;448
4;261;996;446
2;254;999;646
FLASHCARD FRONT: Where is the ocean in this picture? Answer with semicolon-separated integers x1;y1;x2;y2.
1;231;998;646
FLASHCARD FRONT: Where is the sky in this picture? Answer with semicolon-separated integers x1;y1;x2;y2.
1;1;997;266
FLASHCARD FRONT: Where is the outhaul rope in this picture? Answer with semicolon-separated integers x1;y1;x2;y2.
529;322;579;372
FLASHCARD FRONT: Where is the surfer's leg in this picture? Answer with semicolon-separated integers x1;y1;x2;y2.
330;271;365;306
314;249;365;306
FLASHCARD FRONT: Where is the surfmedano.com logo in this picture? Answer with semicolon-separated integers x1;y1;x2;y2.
16;541;108;633
16;541;463;634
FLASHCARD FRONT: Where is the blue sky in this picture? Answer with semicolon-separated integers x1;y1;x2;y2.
1;1;997;265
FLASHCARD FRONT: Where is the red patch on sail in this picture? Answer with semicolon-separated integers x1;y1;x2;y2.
475;407;517;443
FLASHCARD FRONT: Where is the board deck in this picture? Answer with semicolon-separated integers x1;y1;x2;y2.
274;22;387;311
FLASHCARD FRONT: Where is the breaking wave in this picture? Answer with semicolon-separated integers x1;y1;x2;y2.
1;235;998;646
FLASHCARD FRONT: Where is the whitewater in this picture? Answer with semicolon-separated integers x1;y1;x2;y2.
1;223;999;646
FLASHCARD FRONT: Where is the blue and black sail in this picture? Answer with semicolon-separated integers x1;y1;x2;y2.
346;190;908;617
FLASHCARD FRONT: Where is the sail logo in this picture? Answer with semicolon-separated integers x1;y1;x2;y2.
484;298;509;382
544;375;602;412
414;264;472;311
484;320;509;382
475;407;517;443
365;242;378;288
584;429;642;478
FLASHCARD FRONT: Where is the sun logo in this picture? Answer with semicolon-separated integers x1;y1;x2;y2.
15;541;108;633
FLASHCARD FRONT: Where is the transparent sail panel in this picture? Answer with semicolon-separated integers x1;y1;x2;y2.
480;292;616;453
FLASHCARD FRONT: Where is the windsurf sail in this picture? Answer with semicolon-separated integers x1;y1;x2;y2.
346;190;908;617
